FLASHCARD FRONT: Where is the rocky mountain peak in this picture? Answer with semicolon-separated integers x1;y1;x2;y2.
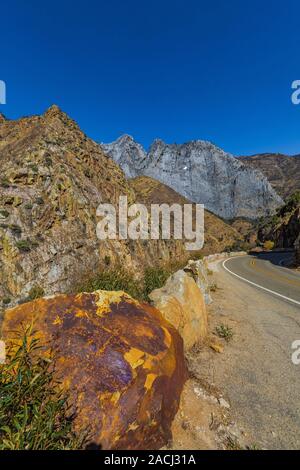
116;134;136;144
44;104;64;117
102;134;147;178
43;104;76;127
103;136;283;219
0;112;7;123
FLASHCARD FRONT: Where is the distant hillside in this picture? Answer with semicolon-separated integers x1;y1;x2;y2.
130;176;244;255
240;153;300;199
258;192;300;255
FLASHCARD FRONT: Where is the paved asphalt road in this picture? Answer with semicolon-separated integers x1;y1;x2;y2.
223;252;300;307
209;251;300;449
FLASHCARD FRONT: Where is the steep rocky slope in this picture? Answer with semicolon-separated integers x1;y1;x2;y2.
258;192;300;259
0;107;190;307
103;136;283;219
240;153;300;199
130;176;243;254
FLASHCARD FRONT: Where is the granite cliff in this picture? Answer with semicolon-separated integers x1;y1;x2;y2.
102;136;283;219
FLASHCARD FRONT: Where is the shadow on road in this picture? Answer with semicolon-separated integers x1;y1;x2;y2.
249;250;295;267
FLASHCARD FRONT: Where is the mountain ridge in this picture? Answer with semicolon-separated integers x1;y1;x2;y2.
239;153;300;198
102;135;283;219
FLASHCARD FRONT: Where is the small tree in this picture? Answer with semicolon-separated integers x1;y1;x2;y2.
263;240;275;251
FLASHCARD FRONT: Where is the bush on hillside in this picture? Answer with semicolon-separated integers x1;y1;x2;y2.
263;240;275;251
0;329;87;450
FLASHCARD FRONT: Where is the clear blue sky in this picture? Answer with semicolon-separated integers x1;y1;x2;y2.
1;0;300;155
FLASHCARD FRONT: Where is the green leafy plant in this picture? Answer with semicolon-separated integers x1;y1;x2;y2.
0;210;9;219
45;157;53;167
0;179;10;188
77;264;174;302
78;267;142;300
210;283;218;292
263;240;274;251
9;224;22;235
103;255;111;266
27;285;45;301
35;197;44;206
215;323;234;342
142;266;171;301
0;329;87;449
28;164;38;173
15;240;31;252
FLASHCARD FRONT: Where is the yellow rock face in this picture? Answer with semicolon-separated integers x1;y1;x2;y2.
2;290;187;450
149;271;208;351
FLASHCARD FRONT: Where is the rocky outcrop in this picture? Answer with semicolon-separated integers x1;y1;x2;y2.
240;153;300;199
102;135;147;178
258;192;300;250
183;258;212;304
2;290;187;450
102;136;283;219
149;266;208;351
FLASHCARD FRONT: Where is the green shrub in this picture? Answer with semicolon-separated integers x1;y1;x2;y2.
78;267;142;300
215;323;234;342
35;197;44;206
0;210;9;219
15;240;31;252
0;179;10;188
142;266;171;301
77;261;185;303
263;240;275;251
45;157;53;167
27;285;45;301
104;255;111;266
9;224;22;235
0;329;87;449
210;283;218;292
2;297;11;305
28;164;38;173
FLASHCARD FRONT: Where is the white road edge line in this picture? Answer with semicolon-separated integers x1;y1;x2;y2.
222;256;300;307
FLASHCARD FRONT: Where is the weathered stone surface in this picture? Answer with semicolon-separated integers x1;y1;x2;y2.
258;194;300;251
184;259;212;304
149;270;207;351
2;290;187;450
102;136;282;219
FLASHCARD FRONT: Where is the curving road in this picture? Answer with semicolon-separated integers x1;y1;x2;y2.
223;252;300;307
207;250;300;449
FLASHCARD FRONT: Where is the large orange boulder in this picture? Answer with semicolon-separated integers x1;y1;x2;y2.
1;290;187;450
